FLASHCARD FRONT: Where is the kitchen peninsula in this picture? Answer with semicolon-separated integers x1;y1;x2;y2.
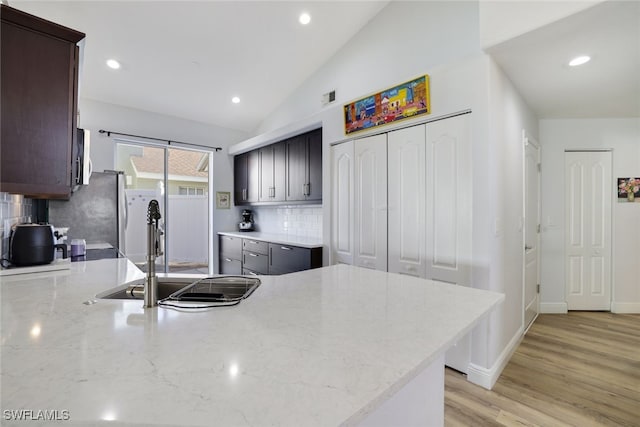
0;258;503;426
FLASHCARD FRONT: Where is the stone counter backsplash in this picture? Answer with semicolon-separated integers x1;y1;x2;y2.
0;193;33;259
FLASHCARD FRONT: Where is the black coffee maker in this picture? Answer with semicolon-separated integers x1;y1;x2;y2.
238;209;254;232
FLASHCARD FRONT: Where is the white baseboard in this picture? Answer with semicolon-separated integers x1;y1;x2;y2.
611;302;640;314
467;326;524;390
540;302;568;313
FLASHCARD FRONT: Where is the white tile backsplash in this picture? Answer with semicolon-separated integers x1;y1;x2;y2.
251;206;323;239
0;192;32;258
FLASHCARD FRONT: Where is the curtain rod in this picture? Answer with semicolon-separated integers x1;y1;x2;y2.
98;129;223;152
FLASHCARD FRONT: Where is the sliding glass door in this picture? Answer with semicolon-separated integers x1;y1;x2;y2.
115;141;212;274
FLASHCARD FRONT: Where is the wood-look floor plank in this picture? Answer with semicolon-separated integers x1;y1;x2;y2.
445;312;640;427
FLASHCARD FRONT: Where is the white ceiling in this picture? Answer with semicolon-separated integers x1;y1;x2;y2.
10;1;389;133
9;1;639;134
487;0;640;119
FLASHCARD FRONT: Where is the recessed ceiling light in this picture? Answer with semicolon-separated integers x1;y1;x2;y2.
569;55;591;67
299;12;311;25
231;96;240;104
106;59;121;69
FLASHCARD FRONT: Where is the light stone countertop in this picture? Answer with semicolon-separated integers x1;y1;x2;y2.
0;258;503;426
218;231;323;248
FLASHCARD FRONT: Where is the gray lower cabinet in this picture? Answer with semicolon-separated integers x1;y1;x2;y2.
242;238;269;274
219;234;322;275
269;243;322;275
243;251;269;274
219;235;242;274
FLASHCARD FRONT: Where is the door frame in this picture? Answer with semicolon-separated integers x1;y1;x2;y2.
522;130;540;332
114;137;215;275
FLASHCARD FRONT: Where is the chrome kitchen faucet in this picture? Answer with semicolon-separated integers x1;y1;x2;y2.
144;199;163;308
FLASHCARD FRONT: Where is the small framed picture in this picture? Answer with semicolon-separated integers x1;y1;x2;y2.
617;178;639;203
216;191;230;209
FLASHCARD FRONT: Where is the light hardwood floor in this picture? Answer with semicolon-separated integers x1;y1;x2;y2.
445;312;640;426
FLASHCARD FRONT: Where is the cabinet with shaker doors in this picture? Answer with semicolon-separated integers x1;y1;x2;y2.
1;5;85;198
233;128;322;206
218;233;322;275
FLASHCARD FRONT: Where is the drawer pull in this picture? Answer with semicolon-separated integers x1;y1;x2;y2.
224;258;232;262
249;240;259;244
248;253;259;257
281;246;292;251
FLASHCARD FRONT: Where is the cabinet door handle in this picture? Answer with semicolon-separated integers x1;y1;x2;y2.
270;187;275;198
307;183;311;196
224;258;232;262
281;246;292;251
75;156;82;184
242;188;247;201
269;247;272;266
248;270;258;276
248;253;258;257
302;183;307;196
249;240;258;244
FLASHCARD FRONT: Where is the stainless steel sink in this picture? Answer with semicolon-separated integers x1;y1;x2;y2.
97;276;260;305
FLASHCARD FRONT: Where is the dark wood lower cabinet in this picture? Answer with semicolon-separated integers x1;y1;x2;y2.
219;235;242;274
220;257;242;275
218;235;322;275
269;244;322;275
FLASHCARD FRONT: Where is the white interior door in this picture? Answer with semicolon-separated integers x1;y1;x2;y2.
388;125;426;278
354;134;387;271
331;141;355;265
564;151;612;310
524;134;540;329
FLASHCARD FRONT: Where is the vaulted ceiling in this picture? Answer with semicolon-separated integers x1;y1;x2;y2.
9;1;639;134
10;1;389;133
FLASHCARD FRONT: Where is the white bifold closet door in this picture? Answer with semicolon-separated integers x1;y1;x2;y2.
354;134;388;271
331;141;355;265
387;125;427;277
425;114;472;286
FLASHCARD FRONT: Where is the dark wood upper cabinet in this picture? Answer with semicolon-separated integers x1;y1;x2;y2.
259;142;285;202
286;128;322;202
285;135;307;201
233;153;249;204
0;5;85;199
234;151;260;205
306;128;323;201
234;128;322;206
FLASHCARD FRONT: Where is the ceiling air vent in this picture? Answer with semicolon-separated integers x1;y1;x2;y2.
321;90;336;106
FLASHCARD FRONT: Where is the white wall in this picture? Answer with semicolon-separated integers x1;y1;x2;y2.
255;0;481;137
241;0;541;387
540;118;640;313
470;58;538;384
78;98;249;272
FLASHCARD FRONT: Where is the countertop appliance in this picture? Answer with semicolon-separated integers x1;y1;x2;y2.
238;209;254;232
9;223;68;266
49;170;127;253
